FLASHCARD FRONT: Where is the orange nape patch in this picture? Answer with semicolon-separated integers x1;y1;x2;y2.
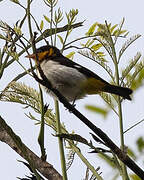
25;48;55;61
37;51;50;61
82;77;106;94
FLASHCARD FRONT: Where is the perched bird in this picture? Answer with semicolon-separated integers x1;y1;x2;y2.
26;45;133;102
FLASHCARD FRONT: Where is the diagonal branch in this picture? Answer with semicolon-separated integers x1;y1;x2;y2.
29;40;144;179
36;21;84;42
0;116;62;180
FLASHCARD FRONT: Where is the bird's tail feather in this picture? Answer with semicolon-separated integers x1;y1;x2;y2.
104;84;133;100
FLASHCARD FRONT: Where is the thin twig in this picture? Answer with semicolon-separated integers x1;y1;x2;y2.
124;119;144;134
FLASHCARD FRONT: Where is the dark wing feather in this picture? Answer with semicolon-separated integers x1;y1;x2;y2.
50;54;133;100
51;55;109;85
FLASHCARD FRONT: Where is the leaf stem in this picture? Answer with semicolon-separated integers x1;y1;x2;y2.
69;142;103;180
55;100;68;180
105;21;129;179
50;1;53;46
27;0;47;163
124;119;144;134
38;86;47;160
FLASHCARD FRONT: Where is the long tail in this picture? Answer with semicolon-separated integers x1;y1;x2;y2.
104;84;133;100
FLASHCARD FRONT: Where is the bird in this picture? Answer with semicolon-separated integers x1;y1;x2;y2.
26;45;133;102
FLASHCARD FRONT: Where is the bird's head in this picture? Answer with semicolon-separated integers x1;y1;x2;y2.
25;45;61;62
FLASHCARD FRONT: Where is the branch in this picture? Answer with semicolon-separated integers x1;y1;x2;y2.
30;49;144;179
36;21;84;42
5;21;84;68
0;116;62;180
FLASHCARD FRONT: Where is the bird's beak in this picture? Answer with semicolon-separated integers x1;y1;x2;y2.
25;50;50;61
25;54;36;59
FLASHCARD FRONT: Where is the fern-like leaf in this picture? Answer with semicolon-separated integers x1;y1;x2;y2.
118;34;141;61
65;51;75;60
96;23;111;44
84;167;101;180
110;24;118;34
84;168;90;180
1;81;41;112
100;92;118;115
121;52;142;83
0;81;58;128
113;18;128;43
85;23;97;36
78;50;114;82
94;36;114;60
66;149;75;171
126;60;144;88
54;8;63;24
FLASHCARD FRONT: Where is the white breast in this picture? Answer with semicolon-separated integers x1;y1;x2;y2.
40;60;87;101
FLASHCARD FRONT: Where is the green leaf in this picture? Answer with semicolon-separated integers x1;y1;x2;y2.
130;174;141;180
54;8;63;24
78;50;112;79
119;29;127;35
86;23;97;36
96;51;105;57
10;0;19;3
82;39;95;48
66;9;78;25
136;137;144;153
43;15;51;23
91;44;102;51
121;52;142;82
40;20;44;31
128;60;144;89
86;39;95;47
44;0;58;7
85;39;91;47
14;25;22;35
0;34;7;40
113;29;128;37
67;28;73;36
119;34;141;60
98;153;116;168
85;105;108;118
66;52;75;59
57;133;89;145
57;34;64;44
25;112;37;121
110;24;118;34
97;23;105;31
131;67;144;90
127;148;137;160
1;82;41;113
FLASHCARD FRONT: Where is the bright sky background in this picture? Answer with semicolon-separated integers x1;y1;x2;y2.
0;0;144;179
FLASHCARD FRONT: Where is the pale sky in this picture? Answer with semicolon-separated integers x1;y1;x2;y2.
0;0;144;179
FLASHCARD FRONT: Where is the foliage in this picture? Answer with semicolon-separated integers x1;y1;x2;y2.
85;105;108;118
0;0;144;180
